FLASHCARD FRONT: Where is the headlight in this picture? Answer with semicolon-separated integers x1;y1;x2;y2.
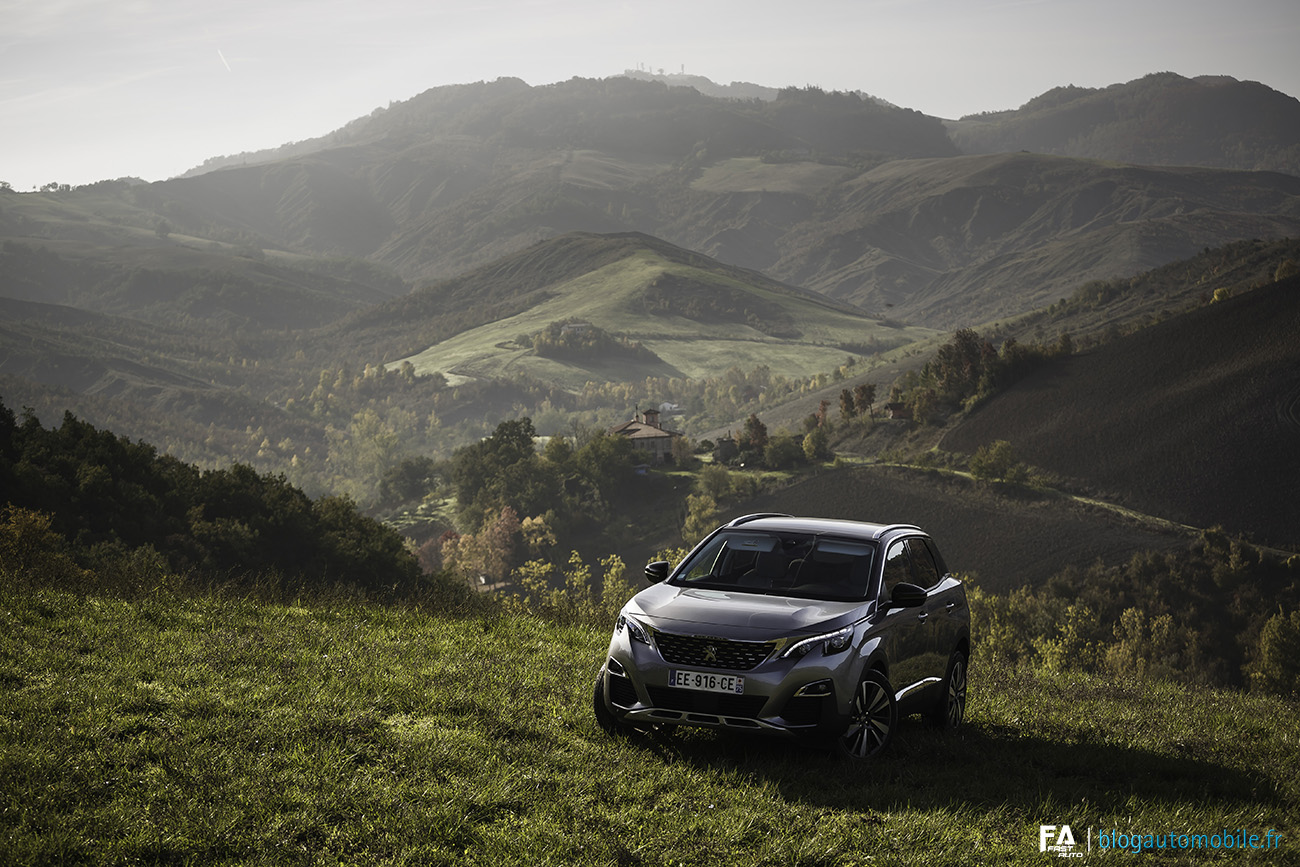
781;624;854;659
615;612;652;646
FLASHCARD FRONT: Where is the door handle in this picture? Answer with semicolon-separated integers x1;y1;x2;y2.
916;611;929;623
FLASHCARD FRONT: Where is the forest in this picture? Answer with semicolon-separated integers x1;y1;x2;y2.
0;398;434;601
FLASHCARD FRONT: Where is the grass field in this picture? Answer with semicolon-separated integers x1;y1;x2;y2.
3;587;1297;865
394;249;935;388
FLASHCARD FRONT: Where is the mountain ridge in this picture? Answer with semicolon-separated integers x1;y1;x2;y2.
948;71;1300;175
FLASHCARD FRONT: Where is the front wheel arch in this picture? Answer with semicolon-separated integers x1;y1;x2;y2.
836;668;898;760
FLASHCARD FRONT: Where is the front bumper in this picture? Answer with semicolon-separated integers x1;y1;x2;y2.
600;627;861;737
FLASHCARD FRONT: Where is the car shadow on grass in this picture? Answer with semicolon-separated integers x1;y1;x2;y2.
612;715;1279;816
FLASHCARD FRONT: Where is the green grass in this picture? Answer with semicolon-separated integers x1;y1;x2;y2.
394;249;936;388
3;587;1297;865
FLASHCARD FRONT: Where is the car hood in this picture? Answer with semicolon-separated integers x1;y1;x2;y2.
631;583;868;638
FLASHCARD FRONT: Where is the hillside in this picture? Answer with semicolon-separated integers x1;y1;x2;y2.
6;75;1296;338
763;152;1300;326
156;77;956;281
335;232;936;388
159;138;1300;333
0;219;407;331
948;73;1300;175
941;273;1300;549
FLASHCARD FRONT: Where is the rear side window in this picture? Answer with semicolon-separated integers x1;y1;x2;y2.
906;538;942;588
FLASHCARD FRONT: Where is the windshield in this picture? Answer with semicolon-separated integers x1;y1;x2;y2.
671;531;876;601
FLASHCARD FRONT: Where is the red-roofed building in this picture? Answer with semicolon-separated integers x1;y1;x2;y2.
610;408;681;464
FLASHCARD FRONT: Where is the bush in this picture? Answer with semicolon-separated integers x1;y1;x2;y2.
1248;609;1300;697
507;550;633;625
0;505;88;588
969;440;1027;482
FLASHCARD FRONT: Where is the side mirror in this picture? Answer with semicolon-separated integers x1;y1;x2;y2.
889;582;927;609
644;561;670;583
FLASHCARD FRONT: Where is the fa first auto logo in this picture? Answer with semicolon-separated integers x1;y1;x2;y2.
1040;825;1083;859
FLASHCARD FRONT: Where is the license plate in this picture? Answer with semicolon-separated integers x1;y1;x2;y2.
669;670;745;694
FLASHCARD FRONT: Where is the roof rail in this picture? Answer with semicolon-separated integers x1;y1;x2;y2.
726;513;792;527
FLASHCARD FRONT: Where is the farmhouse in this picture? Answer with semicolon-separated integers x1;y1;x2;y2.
610;408;681;464
884;402;913;420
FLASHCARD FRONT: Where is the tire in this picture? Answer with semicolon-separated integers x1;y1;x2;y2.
837;669;897;759
592;670;625;735
928;651;967;731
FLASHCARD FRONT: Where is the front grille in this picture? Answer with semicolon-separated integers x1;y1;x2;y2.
646;685;768;717
653;632;775;671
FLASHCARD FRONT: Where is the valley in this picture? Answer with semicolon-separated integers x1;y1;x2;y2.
1;70;1298;582
6;29;1300;864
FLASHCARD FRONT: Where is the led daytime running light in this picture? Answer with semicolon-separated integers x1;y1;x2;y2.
781;625;854;658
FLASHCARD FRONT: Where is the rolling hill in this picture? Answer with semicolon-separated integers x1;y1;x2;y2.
8;75;1297;337
333;231;936;388
760;152;1300;326
730;464;1191;592
2;70;1299;531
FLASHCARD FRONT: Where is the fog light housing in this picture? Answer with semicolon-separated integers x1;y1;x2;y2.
795;679;834;697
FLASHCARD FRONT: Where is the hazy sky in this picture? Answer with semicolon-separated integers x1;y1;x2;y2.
3;0;1297;191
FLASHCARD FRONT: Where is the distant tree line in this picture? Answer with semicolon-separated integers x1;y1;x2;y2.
888;328;1072;424
523;319;659;361
968;530;1300;696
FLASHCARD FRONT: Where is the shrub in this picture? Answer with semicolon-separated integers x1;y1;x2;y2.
1247;609;1300;697
0;505;88;588
969;440;1028;482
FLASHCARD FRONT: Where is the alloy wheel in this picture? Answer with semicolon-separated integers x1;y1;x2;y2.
839;670;896;759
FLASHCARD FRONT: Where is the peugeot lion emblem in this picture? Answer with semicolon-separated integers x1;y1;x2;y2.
703;644;718;663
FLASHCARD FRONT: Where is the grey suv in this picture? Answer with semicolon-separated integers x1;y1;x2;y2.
593;514;970;758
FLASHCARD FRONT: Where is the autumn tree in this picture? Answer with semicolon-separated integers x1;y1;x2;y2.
803;426;830;462
839;388;857;420
853;383;877;417
969;439;1028;483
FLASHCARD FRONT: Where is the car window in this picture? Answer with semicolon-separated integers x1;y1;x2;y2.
881;540;910;598
672;531;871;600
923;538;950;576
785;539;874;600
906;538;942;589
675;532;778;585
